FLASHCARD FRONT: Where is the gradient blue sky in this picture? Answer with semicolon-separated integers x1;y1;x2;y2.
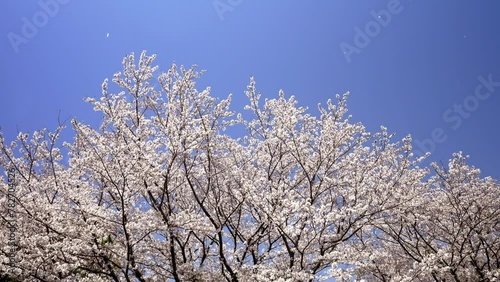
2;1;500;179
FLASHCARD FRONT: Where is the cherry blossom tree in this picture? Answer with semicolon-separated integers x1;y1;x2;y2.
0;51;498;281
358;153;500;281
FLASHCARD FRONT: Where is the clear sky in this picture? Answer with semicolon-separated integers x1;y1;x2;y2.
1;1;500;180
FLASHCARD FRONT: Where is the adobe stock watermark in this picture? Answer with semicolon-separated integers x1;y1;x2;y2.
339;0;408;63
6;167;18;273
413;74;500;157
213;0;243;21
7;0;71;54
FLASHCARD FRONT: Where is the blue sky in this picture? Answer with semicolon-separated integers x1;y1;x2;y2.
2;0;500;180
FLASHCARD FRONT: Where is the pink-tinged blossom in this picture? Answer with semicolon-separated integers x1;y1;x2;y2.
0;52;498;281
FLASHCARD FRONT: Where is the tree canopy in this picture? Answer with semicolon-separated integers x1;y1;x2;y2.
1;51;499;281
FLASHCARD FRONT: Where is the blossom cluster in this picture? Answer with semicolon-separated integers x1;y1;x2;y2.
0;51;498;281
